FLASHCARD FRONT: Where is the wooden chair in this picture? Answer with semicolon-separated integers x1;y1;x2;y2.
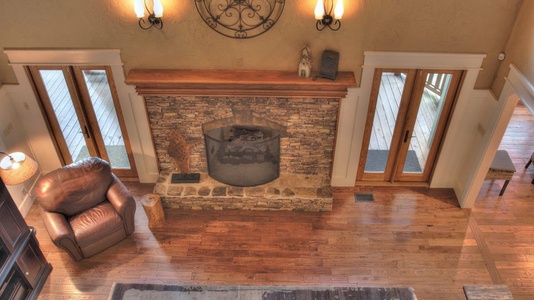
485;150;516;196
525;151;534;184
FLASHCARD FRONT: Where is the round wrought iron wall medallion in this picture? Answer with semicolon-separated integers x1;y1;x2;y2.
195;0;285;39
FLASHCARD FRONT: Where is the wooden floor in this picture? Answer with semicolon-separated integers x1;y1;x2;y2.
25;102;534;299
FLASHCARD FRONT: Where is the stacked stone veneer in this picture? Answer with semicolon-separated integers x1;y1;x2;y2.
145;96;339;211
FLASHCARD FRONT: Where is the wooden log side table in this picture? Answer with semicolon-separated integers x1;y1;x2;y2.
485;150;516;196
141;193;166;228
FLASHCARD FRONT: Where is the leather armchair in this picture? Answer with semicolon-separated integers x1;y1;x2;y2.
34;157;136;261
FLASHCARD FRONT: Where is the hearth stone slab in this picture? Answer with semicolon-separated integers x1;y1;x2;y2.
154;172;333;211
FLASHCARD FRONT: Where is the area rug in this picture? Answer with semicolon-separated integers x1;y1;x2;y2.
365;150;422;173
108;284;418;300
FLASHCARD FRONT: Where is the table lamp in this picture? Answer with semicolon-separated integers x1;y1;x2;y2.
0;151;39;185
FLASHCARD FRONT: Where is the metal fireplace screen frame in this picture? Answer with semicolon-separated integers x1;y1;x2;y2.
203;125;280;187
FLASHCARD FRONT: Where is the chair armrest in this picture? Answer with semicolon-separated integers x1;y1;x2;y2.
107;174;136;235
39;207;83;261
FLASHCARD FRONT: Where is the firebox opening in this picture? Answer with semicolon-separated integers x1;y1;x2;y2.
203;124;280;187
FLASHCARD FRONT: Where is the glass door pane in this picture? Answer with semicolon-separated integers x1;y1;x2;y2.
78;69;131;169
38;69;90;163
364;72;408;173
402;72;453;174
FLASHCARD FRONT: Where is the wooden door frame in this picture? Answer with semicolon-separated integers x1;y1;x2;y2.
356;68;416;182
357;68;464;184
72;66;138;178
27;65;138;179
27;66;97;165
394;69;464;182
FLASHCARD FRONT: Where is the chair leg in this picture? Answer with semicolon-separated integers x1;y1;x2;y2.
499;180;510;196
525;159;532;169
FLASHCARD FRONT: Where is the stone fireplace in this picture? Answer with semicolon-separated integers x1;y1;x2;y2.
126;70;356;211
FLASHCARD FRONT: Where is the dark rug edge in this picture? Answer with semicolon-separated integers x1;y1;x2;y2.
365;149;422;173
108;283;417;300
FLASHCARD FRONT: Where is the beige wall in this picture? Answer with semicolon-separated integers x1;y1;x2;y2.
492;0;534;97
0;0;522;88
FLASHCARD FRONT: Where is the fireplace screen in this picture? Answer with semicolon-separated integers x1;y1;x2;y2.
203;125;280;186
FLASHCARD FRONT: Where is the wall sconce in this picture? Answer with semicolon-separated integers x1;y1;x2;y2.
315;0;344;31
135;0;163;30
0;152;38;185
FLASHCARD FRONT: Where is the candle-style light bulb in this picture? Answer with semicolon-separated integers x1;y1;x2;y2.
334;0;344;20
153;0;163;17
134;0;144;18
315;0;325;20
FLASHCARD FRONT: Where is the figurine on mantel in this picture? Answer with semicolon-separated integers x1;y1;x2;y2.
298;45;312;78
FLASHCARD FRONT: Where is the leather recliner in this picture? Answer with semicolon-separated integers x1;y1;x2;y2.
34;157;136;261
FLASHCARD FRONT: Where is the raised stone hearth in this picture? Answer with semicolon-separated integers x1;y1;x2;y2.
155;172;333;211
126;69;356;212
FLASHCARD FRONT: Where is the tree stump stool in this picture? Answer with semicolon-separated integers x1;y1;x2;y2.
141;193;166;228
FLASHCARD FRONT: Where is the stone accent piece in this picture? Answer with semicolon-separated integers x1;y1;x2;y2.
198;186;211;196
265;187;280;198
282;188;296;197
183;187;197;196
212;186;227;197
227;187;244;197
167;186;183;196
155;173;333;212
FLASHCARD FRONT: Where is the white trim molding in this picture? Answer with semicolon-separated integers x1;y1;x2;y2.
4;49;123;66
508;64;534;114
3;49;159;183
362;51;486;70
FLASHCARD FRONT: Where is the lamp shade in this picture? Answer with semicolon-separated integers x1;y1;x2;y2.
0;152;39;185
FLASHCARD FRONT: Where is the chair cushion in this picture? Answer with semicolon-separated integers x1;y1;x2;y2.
490;150;516;172
69;201;124;248
35;157;114;216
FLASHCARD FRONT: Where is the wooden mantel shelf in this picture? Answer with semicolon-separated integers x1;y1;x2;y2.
125;69;356;98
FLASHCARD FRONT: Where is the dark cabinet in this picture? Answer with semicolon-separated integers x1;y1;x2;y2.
0;179;51;299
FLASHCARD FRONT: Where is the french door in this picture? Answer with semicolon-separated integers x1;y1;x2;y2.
28;66;138;179
357;68;463;183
